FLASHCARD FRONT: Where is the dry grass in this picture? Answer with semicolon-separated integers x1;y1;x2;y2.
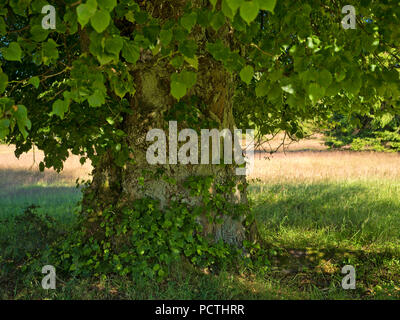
1;135;400;186
248;134;400;183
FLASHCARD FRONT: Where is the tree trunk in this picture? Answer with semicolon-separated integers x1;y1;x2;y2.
83;0;253;247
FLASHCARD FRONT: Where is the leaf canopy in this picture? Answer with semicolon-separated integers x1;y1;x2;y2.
0;0;399;170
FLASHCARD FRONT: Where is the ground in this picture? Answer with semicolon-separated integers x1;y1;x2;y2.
1;135;400;299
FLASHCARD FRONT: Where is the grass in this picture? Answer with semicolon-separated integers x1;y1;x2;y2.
251;180;400;248
0;139;400;300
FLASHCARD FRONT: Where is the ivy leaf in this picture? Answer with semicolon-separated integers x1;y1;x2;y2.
210;11;226;31
91;10;111;33
160;29;173;46
178;40;197;58
184;56;199;70
2;42;22;61
171;81;187;101
170;71;197;101
181;71;197;88
222;0;234;20
171;55;184;68
240;1;260;25
226;0;244;15
181;12;197;32
77;1;97;27
122;41;140;64
97;0;117;11
240;65;254;84
210;0;217;10
105;36;123;56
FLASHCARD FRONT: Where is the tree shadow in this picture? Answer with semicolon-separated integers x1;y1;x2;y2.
250;182;400;278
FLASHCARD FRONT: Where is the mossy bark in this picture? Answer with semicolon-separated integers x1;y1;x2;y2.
82;0;254;247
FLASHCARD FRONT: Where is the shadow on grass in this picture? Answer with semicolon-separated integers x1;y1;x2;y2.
249;182;400;294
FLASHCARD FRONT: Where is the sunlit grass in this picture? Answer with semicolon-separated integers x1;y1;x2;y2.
1;140;400;299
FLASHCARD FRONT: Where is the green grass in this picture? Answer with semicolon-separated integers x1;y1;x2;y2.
1;172;400;299
0;169;82;226
250;179;400;249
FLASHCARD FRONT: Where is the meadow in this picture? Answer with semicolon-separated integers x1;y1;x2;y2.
1;136;400;299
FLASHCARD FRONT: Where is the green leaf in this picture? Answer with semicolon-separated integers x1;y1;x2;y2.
181;12;197;32
240;1;260;25
171;81;187;101
184;56;199;70
317;69;333;88
41;39;59;65
97;0;116;11
122;41;140;64
91;10;111;33
52;99;70;119
160;29;173;46
171;55;184;68
0;119;10;140
30;24;49;42
178;40;197;58
170;70;197;99
210;0;217;10
281;84;295;95
28;76;40;89
105;36;123;56
2;42;22;61
14;105;31;139
308;83;325;103
210;11;226;31
255;0;276;12
226;0;243;15
240;65;254;84
77;1;97;27
222;0;234;20
344;75;362;95
181;70;197;88
88;90;105;107
0;17;6;36
0;72;8;93
255;80;269;97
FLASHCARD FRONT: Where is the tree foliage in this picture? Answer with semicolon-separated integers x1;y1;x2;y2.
324;110;400;152
0;0;399;170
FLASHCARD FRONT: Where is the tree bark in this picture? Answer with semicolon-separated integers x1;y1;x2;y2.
82;0;253;247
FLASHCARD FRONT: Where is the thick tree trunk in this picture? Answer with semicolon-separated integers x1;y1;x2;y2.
83;0;253;247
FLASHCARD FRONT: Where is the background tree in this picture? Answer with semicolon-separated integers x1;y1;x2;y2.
0;0;399;276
